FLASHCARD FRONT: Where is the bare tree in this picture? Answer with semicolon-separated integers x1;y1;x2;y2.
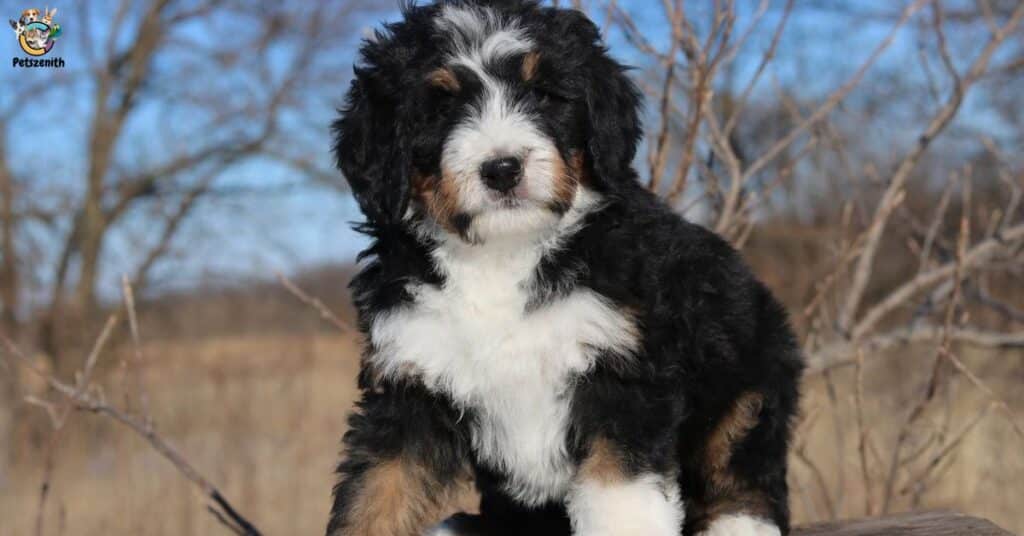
0;130;17;334
601;0;1024;520
0;0;377;360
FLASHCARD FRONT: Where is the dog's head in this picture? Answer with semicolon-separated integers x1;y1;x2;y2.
334;0;641;242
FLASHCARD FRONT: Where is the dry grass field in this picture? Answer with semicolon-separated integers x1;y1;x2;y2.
797;348;1024;531
2;333;364;536
1;293;1021;535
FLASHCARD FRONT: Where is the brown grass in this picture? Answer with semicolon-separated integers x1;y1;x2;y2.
792;346;1024;531
2;333;362;536
3;329;1021;535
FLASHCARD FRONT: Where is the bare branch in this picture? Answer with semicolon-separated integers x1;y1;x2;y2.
850;223;1024;341
0;330;263;536
812;325;1024;373
741;0;932;186
277;273;352;333
722;0;794;137
854;349;874;516
838;0;1024;331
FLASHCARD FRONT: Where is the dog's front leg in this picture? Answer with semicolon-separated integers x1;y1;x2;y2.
566;437;684;536
326;386;472;536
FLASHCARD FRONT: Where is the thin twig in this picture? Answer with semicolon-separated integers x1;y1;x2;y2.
722;0;793;137
793;443;838;519
741;0;932;187
812;325;1024;373
838;0;1024;331
850;223;1024;341
881;193;970;513
944;351;1024;441
854;349;873;516
277;272;352;332
898;401;993;497
0;330;263;536
120;276;149;417
647;0;683;193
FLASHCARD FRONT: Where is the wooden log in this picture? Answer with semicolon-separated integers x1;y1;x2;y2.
441;511;1011;534
795;511;1013;535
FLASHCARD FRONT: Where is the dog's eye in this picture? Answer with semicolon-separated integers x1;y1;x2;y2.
532;86;568;107
431;86;458;100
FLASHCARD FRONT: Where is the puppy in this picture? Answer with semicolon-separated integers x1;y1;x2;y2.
327;2;803;535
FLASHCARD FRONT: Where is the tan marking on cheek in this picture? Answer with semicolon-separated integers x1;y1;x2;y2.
427;67;461;93
578;437;627;485
413;171;462;233
522;51;541;81
337;457;473;536
551;150;584;209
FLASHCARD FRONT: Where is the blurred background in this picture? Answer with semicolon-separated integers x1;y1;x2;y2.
0;0;1022;534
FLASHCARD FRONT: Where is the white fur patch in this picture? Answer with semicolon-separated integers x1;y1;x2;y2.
436;5;532;71
699;514;781;536
441;88;562;238
566;473;684;536
371;191;636;506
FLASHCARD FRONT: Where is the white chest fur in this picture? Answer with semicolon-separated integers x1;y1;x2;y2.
369;232;637;506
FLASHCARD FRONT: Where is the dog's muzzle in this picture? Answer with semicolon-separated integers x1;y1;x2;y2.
480;156;523;193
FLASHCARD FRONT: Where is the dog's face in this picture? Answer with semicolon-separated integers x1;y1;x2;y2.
335;0;641;242
420;9;587;240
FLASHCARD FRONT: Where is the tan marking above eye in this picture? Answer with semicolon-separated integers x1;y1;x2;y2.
427;67;461;93
522;51;541;81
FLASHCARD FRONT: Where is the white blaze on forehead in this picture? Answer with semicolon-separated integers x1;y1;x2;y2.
435;5;533;76
442;84;556;213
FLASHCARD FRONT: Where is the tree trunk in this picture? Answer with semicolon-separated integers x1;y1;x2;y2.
0;139;18;334
73;211;105;313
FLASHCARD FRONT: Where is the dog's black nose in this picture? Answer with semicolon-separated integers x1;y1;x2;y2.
480;156;522;193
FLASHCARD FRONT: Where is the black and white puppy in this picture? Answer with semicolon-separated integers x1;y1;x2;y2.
327;1;803;535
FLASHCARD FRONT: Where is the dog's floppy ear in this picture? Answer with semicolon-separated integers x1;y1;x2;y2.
333;65;413;227
558;10;642;187
584;57;642;184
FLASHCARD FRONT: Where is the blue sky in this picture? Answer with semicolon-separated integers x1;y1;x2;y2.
1;0;1012;303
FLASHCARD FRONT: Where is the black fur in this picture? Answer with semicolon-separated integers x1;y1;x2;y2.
329;2;803;535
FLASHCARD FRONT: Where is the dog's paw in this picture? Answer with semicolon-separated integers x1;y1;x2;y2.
699;514;781;536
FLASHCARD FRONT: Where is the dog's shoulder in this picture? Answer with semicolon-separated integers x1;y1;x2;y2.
569;184;755;308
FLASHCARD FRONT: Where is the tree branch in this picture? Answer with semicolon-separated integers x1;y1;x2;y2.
0;325;263;536
838;0;1024;331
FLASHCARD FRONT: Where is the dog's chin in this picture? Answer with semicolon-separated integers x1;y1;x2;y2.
463;203;564;243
